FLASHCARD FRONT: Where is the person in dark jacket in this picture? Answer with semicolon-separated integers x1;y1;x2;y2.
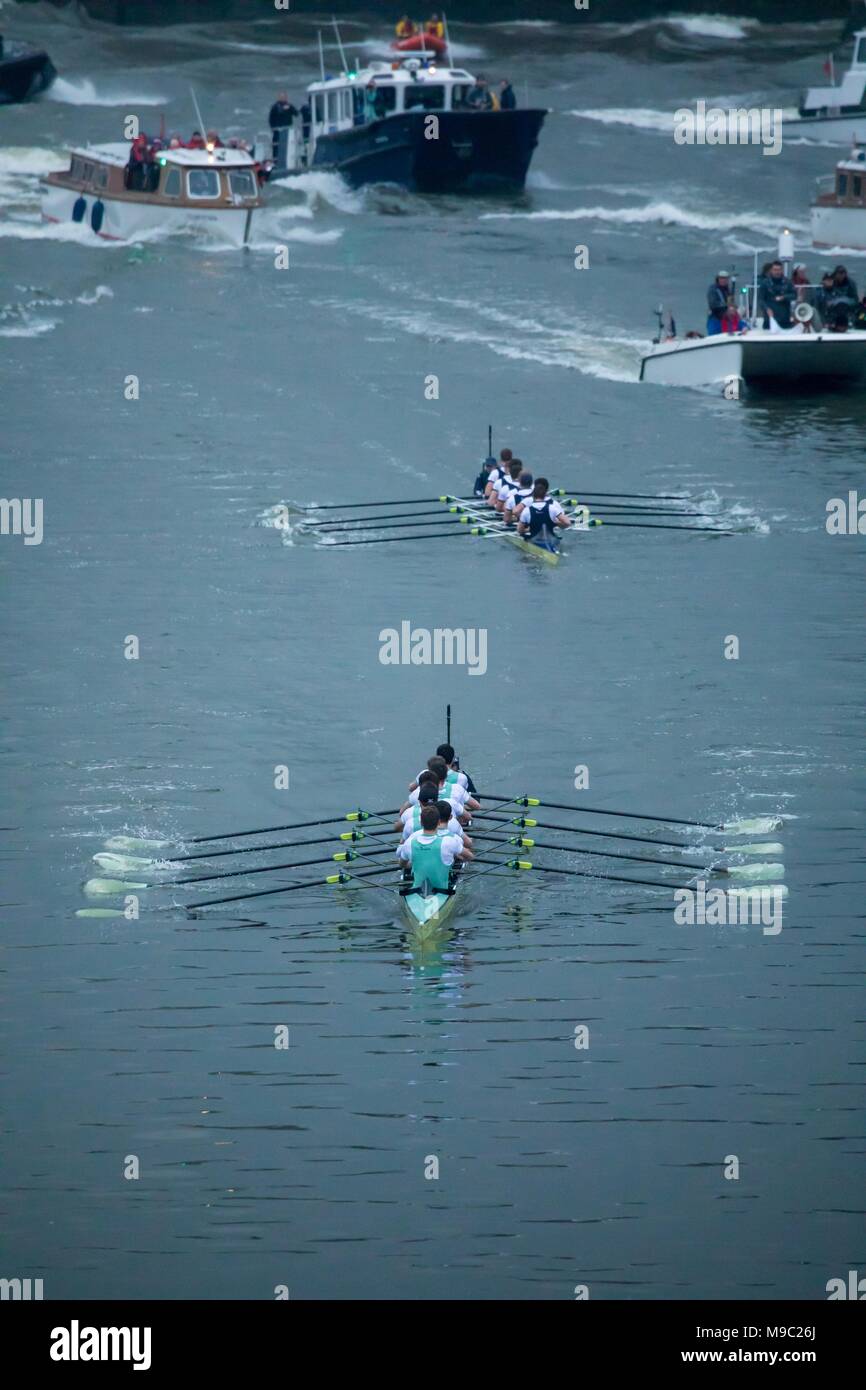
706;270;730;334
757;261;796;329
269;91;299;160
825;264;859;324
499;79;516;110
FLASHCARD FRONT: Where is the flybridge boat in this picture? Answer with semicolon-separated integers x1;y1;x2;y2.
812;147;866;251
270;52;546;192
0;34;56;104
41;142;263;246
784;29;866;144
640;231;866;392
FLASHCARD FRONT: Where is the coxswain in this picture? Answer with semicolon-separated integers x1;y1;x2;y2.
409;744;469;794
396;804;473;890
515;477;573;552
395;15;416;38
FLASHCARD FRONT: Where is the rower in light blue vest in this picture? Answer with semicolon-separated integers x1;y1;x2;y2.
397;803;471;889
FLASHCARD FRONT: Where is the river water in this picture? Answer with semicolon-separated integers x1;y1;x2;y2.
2;6;864;1301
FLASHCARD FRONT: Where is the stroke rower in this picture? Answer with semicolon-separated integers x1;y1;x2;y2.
396;803;474;892
515;477;573;552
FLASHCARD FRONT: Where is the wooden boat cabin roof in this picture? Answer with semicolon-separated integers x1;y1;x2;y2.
66;141;258;170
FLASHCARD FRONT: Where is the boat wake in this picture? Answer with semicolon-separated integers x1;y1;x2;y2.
47;76;169;107
481;201;808;242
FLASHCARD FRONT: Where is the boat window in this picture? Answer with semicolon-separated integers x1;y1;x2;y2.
187;168;220;199
353;87;365;124
83;163;94;183
163;167;182;197
96;166;109;188
229;170;256;200
857;37;866;64
326;89;340;124
340;88;352;121
313;92;325;125
404;84;446;112
855;175;862;197
839;173;848;196
451;84;472;110
371;85;396;114
71;156;83;179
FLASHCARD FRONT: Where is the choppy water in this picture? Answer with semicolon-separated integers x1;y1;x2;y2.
2;6;864;1301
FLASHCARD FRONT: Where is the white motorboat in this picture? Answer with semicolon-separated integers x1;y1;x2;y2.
640;231;866;391
41;141;263;247
783;29;866;145
812;146;866;251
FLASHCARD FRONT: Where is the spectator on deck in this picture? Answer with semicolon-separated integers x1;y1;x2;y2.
499;79;516;110
425;14;445;38
720;303;746;334
826;263;858;323
814;270;835;326
853;294;866;330
467;77;493;110
269;91;299;161
187;130;205;149
757;260;796;329
792;262;810;300
706;269;731;334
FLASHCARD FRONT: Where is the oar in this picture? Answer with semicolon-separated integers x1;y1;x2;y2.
592;519;733;534
300;507;451;529
555;488;688;501
322;529;483;548
476;812;781;856
474;857;697;893
473;832;720;874
174;826;395;865
170;845;394;888
320;516;476;535
191;862;391;910
472;795;723;831
298;495;453;511
191;808;398;845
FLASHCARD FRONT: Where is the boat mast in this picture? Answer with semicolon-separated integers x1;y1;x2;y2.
317;30;325;82
331;16;348;74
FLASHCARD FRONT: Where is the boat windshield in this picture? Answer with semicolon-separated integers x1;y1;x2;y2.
228;170;257;201
404;84;446;111
187;168;220;199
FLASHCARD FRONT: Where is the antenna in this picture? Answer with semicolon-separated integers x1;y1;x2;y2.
317;30;325;82
446;704;451;745
331;16;348;74
487;424;493;459
190;85;207;139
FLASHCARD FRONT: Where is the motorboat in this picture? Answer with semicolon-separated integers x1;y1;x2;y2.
0;34;56;104
269;40;545;192
812;146;866;251
639;230;866;391
783;28;866;144
41;141;263;247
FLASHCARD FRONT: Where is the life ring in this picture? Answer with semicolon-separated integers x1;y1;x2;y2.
72;195;87;223
91;199;105;234
391;34;448;56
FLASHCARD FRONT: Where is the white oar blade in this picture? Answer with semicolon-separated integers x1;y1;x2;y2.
725;862;785;881
84;877;148;895
722;816;784;835
94;852;173;873
75;908;128;918
723;841;783;856
104;835;176;853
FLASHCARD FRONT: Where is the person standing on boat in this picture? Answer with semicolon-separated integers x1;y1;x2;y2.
425;14;445;38
757;261;796;330
515;478;573;552
499;79;516;110
706;270;731;335
395;16;416;38
269;91;299;161
825;264;859;325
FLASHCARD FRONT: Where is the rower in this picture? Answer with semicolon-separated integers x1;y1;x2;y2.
396;804;473;891
436;799;472;849
516;476;572;551
403;758;479;817
483;447;513;500
490;457;523;511
502;469;535;524
397;781;452;835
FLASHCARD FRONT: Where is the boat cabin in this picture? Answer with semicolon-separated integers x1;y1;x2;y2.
44;142;262;209
800;30;866;117
814;148;866;208
276;57;478;170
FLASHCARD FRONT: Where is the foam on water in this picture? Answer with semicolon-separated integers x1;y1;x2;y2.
47;77;169;107
481;201;808;241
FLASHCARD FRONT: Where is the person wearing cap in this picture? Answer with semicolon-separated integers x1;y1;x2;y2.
814;270;835;327
706;270;731;335
825;263;859;324
757;260;796;330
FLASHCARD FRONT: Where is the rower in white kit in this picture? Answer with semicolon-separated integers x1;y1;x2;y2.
514;477;573;554
397;783;472;848
396;804;473;896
